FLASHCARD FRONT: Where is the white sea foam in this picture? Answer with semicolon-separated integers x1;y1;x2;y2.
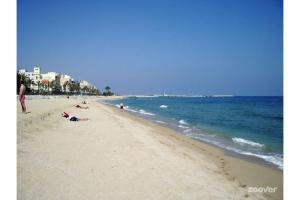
119;105;154;115
178;125;189;129
185;134;282;169
226;145;283;169
160;105;168;108
232;137;265;148
156;120;166;124
183;129;192;133
124;107;138;113
115;104;131;110
179;120;188;125
139;109;155;116
238;152;283;170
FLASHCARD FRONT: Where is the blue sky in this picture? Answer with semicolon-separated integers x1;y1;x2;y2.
17;0;283;95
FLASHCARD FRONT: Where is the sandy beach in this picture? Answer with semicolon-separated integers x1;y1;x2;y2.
17;97;283;200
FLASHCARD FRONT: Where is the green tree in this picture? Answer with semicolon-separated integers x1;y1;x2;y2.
68;81;75;93
105;86;111;92
82;86;89;94
63;81;68;93
37;81;41;94
68;81;80;94
50;80;61;94
47;81;50;93
103;86;113;96
96;89;101;95
74;82;80;94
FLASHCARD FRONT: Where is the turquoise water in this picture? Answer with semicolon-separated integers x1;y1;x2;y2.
105;96;283;169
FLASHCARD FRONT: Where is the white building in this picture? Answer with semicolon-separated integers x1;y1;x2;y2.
79;80;98;94
43;72;61;85
32;66;42;83
18;69;34;80
40;72;61;92
42;72;60;82
18;69;26;74
81;80;96;88
18;66;98;94
80;80;91;88
60;74;72;92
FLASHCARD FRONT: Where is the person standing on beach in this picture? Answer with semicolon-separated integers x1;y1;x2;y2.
19;80;27;113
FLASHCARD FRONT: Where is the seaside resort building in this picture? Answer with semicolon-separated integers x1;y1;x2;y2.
79;80;97;94
18;67;88;93
60;74;72;93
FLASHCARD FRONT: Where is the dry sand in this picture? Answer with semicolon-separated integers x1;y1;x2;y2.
17;97;283;200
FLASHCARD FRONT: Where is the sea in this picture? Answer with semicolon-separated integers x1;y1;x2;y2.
104;96;283;170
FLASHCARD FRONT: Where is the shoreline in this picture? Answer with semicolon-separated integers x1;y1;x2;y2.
18;97;283;199
99;99;283;199
102;98;283;171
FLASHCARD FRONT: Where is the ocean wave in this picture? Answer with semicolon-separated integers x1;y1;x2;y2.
116;104;131;110
116;104;155;115
126;108;138;113
179;119;188;125
183;129;192;133
238;151;283;170
178;125;189;129
226;145;283;169
156;120;166;124
191;135;282;169
160;105;168;108
139;109;155;116
232;137;264;148
122;106;139;113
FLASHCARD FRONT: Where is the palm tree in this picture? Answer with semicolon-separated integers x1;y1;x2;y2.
105;86;111;92
49;80;59;94
68;81;80;94
63;81;68;93
37;81;41;94
47;81;50;93
75;82;80;94
82;86;89;94
104;86;113;96
68;81;75;93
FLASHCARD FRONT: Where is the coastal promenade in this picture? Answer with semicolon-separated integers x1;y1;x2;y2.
17;97;282;200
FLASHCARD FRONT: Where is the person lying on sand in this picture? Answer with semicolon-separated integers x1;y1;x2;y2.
75;104;89;109
62;112;89;121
